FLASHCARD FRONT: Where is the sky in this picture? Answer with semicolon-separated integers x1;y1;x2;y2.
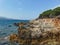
0;0;60;20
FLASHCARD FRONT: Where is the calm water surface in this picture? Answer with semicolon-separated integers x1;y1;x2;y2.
0;20;29;45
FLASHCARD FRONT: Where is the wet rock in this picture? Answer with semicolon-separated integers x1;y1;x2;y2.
13;23;19;26
8;25;12;27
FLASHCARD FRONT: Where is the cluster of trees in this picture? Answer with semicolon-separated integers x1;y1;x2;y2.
39;7;60;18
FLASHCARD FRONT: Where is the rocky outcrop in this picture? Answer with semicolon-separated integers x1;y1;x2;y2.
29;18;60;38
9;16;60;45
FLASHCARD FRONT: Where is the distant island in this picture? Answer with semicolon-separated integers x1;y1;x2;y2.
0;17;20;20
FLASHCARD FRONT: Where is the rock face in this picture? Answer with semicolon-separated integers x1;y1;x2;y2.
9;16;60;45
30;18;60;38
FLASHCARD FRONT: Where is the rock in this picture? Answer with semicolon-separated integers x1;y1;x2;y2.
13;23;19;26
8;25;12;27
9;17;60;45
9;34;18;43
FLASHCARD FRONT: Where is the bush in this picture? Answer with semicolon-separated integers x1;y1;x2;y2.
39;7;60;18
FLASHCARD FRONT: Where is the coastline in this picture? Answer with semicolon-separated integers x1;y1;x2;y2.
9;16;60;45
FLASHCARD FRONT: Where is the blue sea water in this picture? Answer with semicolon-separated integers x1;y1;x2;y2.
0;20;29;45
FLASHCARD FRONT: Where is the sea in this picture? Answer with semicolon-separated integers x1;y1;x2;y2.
0;20;29;45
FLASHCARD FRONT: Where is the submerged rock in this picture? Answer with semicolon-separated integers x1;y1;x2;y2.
8;25;12;27
13;23;19;26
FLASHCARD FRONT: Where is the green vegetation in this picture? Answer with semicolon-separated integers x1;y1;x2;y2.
39;7;60;18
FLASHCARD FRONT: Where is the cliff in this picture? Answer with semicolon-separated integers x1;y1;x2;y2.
9;16;60;45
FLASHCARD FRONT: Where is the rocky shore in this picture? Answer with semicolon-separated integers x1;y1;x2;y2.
9;16;60;45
